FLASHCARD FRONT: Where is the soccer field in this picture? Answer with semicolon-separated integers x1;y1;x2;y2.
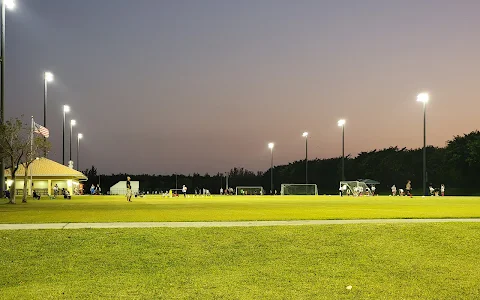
1;223;480;299
2;195;480;299
1;195;480;223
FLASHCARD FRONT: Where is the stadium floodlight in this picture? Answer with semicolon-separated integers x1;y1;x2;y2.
77;133;83;171
0;0;17;191
417;92;429;196
417;92;429;103
302;132;308;184
70;119;76;162
338;119;346;180
268;142;274;194
43;71;54;157
62;105;70;165
44;71;54;83
4;0;15;10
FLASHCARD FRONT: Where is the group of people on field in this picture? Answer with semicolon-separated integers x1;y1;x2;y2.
391;181;445;196
391;180;413;197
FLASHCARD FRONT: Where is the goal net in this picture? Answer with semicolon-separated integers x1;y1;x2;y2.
280;184;318;195
339;181;372;196
235;186;265;195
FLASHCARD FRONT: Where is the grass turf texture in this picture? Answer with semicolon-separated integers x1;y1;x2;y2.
1;223;480;299
1;195;480;223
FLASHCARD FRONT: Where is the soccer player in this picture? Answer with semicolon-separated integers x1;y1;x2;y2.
182;185;187;197
371;185;376;196
391;185;397;196
406;180;412;197
429;185;434;196
126;176;132;202
399;188;404;196
441;184;445;196
340;184;347;197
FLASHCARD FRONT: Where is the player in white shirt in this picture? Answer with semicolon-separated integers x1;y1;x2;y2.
182;185;187;197
371;185;376;196
441;184;445;196
391;185;397;196
399;188;404;196
220;188;223;195
340;184;347;197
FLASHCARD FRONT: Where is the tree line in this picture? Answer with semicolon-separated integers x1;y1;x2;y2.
86;130;480;196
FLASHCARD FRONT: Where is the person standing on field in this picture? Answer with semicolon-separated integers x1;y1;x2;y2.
182;185;187;197
441;184;445;196
126;176;132;202
406;180;412;197
391;185;397;196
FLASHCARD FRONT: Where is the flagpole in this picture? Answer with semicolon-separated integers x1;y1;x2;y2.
30;116;34;196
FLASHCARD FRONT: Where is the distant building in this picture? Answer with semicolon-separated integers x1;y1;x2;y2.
5;158;88;196
110;181;140;195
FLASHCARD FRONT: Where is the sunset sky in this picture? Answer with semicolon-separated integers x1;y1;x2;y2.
7;0;480;174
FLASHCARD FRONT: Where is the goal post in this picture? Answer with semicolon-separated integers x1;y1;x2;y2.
339;181;372;196
235;186;265;195
280;184;318;195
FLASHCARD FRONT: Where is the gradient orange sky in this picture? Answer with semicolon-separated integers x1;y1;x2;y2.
8;0;480;174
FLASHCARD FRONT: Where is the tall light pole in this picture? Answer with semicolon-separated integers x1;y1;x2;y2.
417;93;429;196
77;133;82;171
43;71;54;128
268;142;274;194
69;119;76;164
338;119;346;181
302;132;308;184
43;71;53;157
0;0;15;194
62;105;70;165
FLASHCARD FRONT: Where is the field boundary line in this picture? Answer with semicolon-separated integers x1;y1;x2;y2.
1;218;480;230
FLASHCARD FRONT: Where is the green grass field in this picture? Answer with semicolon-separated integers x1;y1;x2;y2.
1;195;480;223
2;195;480;299
1;223;480;299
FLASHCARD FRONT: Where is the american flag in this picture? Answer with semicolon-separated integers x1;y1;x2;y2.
34;122;50;138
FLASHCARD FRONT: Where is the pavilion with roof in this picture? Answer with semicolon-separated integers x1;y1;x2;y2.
5;158;88;196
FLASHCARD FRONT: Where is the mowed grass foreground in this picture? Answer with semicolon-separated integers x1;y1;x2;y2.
1;223;479;299
1;195;480;223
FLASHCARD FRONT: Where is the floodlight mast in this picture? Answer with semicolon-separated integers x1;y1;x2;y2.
268;142;274;194
63;105;70;165
417;92;429;196
77;133;83;170
0;0;16;193
338;119;346;180
302;132;308;184
70;119;76;162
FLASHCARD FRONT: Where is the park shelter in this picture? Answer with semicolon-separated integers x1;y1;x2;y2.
5;158;88;196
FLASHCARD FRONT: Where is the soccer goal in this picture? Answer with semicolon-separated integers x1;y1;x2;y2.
235;186;265;195
339;181;372;196
280;184;318;195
